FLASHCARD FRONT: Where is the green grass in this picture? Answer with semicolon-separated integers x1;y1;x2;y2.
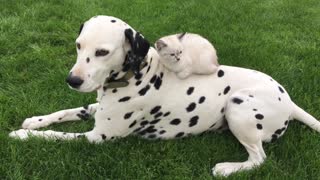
1;0;320;179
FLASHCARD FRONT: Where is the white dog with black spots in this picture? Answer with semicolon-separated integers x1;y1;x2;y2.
9;15;320;176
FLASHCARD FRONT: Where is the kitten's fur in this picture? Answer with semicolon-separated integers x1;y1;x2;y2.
155;33;219;79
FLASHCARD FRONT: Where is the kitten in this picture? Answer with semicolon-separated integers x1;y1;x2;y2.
155;33;219;79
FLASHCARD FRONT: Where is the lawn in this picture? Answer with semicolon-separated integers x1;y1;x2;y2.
0;0;320;179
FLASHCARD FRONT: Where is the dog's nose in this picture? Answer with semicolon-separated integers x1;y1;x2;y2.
66;73;84;88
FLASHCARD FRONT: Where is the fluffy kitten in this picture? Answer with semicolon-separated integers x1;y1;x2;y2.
155;33;219;79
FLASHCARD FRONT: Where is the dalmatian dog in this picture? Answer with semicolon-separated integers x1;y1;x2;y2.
9;15;320;176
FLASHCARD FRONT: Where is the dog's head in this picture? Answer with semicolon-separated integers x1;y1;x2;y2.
66;15;150;92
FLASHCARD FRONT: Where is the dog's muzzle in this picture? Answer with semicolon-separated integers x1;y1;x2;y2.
66;73;84;89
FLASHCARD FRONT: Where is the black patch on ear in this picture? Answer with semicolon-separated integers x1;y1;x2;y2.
124;28;150;75
79;23;84;35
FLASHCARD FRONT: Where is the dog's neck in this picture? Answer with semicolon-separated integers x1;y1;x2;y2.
96;48;162;102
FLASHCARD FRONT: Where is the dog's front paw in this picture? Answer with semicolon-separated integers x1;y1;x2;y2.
9;129;32;140
22;116;52;129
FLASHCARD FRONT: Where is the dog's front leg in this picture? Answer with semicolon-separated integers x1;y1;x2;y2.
10;104;144;142
22;103;99;129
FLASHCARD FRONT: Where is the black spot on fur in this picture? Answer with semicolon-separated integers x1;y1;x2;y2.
83;105;88;109
145;126;157;133
112;89;117;93
255;114;264;120
77;113;90;120
86;57;90;63
186;102;196;112
80;110;86;114
256;124;263;130
148;134;157;139
103;86;107;91
138;84;150;96
159;130;166;134
198;96;206;104
38;119;42;121
146;66;151;73
278;86;285;93
150;106;161;114
140;121;149;126
154;112;163;118
253;108;258;111
160;72;164;78
135;80;142;86
59;118;62;120
101;134;107;140
285;120;289;125
187;87;194;95
163;112;171;117
175;132;184;138
249;95;254;98
232;97;243;104
223;86;231;95
135;73;142;80
111;19;116;23
150;75;157;84
278;97;281;101
150;119;161;124
275;129;282;135
124;112;134;119
221;108;225;113
189;116;199;127
119;96;131;102
217;70;224;77
154;77;162;90
170;118;181;125
129;120;137;128
218;93;221;96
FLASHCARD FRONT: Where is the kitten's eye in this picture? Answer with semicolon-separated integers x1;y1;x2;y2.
76;43;81;50
170;53;175;56
95;49;109;56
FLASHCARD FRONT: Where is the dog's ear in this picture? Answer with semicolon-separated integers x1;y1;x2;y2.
124;28;150;75
155;40;167;51
79;23;84;35
177;32;186;41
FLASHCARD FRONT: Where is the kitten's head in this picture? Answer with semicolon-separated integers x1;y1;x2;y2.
155;33;186;62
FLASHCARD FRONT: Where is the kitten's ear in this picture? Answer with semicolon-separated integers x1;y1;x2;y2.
177;32;186;40
79;23;84;35
155;40;167;51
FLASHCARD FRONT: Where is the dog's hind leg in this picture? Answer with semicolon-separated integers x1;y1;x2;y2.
22;103;99;129
212;85;293;176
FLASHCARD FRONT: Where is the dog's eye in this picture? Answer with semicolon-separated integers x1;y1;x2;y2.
95;49;109;57
76;43;81;50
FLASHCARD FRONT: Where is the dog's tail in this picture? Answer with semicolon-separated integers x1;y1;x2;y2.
292;103;320;132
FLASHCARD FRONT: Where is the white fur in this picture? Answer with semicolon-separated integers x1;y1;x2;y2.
9;15;320;177
155;33;219;79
